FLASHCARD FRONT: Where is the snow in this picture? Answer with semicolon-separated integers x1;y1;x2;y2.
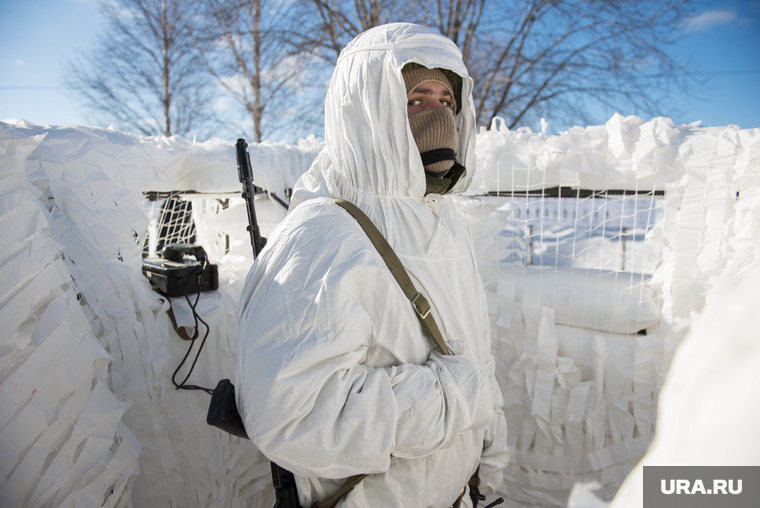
607;266;760;508
1;114;758;507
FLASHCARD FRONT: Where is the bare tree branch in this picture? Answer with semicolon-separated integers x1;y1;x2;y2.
294;0;701;133
190;0;321;141
69;0;701;141
65;0;216;138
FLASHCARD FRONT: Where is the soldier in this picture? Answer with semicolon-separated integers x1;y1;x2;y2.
237;23;509;508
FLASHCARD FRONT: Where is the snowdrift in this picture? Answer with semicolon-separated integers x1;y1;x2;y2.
604;263;760;508
0;115;758;507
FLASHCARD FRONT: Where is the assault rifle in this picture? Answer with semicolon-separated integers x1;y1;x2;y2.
206;138;266;438
236;138;267;257
206;139;301;508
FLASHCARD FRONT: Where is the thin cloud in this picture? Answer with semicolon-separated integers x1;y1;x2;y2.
686;10;737;32
15;59;26;66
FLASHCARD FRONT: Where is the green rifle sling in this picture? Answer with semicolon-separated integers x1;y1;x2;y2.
312;474;367;508
180;199;452;507
313;199;453;507
333;199;451;356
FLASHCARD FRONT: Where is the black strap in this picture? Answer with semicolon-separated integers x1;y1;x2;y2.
420;148;456;167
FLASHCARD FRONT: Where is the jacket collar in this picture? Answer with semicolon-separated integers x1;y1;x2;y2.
424;163;466;196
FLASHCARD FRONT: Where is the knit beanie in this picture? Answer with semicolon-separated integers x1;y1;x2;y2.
402;66;457;114
408;106;458;175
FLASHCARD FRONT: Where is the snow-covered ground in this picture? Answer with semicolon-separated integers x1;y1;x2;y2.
0;114;758;507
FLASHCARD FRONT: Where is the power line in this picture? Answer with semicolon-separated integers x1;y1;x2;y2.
639;69;760;78
693;69;760;76
3;69;760;90
0;86;64;90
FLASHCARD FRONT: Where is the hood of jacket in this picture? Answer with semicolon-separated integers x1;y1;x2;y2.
291;23;476;209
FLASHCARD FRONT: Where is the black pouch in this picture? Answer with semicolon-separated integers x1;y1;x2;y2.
206;379;249;439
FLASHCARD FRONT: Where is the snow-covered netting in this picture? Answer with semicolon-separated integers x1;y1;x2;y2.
464;115;759;505
605;264;760;508
0;123;311;508
0;115;758;507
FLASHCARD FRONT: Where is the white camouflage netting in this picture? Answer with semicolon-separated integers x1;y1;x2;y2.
1;114;758;507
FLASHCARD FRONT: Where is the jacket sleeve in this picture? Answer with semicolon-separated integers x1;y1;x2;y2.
471;265;510;494
478;405;509;494
236;208;494;479
387;345;494;459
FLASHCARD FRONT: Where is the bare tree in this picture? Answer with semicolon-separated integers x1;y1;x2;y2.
423;0;485;64
66;0;216;137
190;0;323;142
446;0;700;129
293;0;418;63
295;0;699;131
68;0;699;140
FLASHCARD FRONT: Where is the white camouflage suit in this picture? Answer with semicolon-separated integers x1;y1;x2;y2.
237;22;509;508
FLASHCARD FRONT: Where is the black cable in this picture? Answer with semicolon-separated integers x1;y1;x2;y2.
171;258;214;395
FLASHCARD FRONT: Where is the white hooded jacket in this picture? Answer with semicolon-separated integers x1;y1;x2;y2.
237;23;509;508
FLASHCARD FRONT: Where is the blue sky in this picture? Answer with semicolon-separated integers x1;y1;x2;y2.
1;0;759;141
